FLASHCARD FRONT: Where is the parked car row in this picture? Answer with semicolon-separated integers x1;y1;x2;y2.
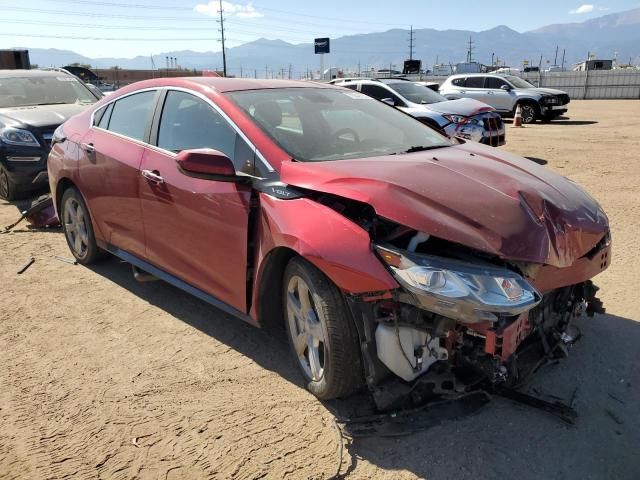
331;78;506;146
0;69;101;200
439;73;570;124
46;77;609;405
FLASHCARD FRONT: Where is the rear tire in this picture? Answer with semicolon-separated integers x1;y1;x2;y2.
60;187;104;265
283;257;363;400
0;165;17;201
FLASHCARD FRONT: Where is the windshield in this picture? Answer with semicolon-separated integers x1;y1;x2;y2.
505;76;535;89
384;82;447;104
226;87;451;162
0;75;97;108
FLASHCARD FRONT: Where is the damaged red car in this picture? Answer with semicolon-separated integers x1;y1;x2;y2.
48;78;610;407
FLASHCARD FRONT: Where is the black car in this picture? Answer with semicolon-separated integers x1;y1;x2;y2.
0;69;100;200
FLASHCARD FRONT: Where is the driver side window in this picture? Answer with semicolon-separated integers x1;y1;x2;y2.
157;90;255;174
485;77;508;89
361;84;403;106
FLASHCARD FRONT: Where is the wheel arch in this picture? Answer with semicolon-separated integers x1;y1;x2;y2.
55;176;105;243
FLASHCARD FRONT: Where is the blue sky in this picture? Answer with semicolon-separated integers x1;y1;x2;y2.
2;0;638;58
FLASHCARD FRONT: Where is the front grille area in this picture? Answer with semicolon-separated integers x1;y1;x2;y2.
482;115;505;146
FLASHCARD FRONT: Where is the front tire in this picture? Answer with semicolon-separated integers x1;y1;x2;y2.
0;165;17;201
518;102;538;124
283;257;363;400
60;187;103;265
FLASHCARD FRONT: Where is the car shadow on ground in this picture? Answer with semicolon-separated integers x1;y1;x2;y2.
88;256;305;388
87;256;640;480
503;118;599;126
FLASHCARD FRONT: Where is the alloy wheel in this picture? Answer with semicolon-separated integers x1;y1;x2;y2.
286;275;327;381
521;105;536;123
63;197;89;258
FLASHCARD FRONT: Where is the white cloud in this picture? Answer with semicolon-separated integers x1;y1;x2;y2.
569;4;609;14
195;1;264;18
570;4;594;14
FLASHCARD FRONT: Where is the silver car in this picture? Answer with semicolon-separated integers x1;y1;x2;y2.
439;74;570;124
332;78;506;147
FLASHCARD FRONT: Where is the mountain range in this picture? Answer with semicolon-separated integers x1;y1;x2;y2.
19;7;640;76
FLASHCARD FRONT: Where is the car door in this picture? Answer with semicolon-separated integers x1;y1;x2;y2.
484;76;514;112
78;90;158;257
138;89;254;312
461;76;490;103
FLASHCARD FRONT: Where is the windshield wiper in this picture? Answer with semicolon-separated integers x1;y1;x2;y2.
403;145;447;153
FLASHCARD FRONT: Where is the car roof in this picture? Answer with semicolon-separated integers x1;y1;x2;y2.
123;77;332;93
0;69;65;78
450;73;508;78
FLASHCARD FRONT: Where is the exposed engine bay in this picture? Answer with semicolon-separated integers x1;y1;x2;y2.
313;192;610;419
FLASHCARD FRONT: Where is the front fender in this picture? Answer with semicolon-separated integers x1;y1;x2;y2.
254;194;398;296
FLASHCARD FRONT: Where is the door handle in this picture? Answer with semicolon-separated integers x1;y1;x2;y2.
487;91;494;95
81;142;95;153
460;90;466;94
141;169;164;184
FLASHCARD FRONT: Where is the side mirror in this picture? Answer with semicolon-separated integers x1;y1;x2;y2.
176;149;239;181
381;97;396;107
500;84;512;91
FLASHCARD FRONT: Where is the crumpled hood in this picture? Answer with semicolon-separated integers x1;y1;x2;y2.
517;87;567;96
424;97;495;116
0;103;91;128
280;143;608;268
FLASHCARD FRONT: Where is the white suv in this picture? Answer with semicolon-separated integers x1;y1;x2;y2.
439;74;570;124
331;78;505;147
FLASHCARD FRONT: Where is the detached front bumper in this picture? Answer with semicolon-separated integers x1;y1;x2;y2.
444;112;506;147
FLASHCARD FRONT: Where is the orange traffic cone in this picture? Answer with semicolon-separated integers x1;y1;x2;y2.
512;104;524;128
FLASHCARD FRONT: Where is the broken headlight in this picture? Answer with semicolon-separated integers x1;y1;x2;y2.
376;244;541;324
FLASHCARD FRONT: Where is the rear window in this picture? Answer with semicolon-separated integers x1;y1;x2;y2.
107;91;156;142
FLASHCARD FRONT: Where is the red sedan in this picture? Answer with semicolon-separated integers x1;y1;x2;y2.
48;78;610;403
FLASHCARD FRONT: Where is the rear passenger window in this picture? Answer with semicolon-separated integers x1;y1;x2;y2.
464;77;484;88
107;91;156;141
485;77;508;89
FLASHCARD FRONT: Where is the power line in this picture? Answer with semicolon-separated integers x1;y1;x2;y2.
2;6;212;21
33;0;192;10
0;32;219;41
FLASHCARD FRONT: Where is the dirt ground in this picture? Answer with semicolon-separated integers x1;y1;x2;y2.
1;100;639;480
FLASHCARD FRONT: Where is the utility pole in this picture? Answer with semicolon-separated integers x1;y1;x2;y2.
408;25;415;60
288;64;292;79
466;36;474;63
165;56;169;76
265;65;268;78
217;0;227;77
554;45;559;65
561;49;566;71
240;65;243;78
